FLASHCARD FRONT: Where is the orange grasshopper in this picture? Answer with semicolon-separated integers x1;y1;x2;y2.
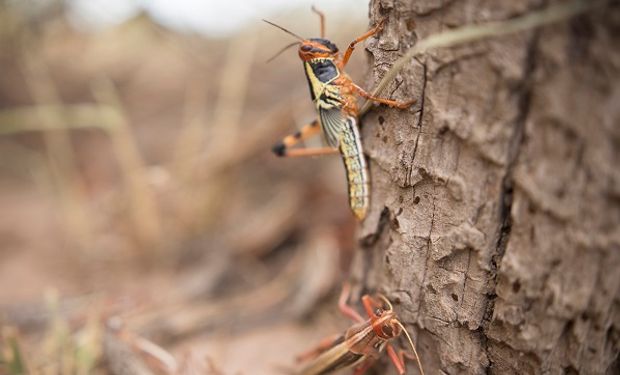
265;8;415;220
295;283;424;375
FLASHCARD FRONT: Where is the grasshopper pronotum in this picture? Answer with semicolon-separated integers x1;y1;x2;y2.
265;8;415;220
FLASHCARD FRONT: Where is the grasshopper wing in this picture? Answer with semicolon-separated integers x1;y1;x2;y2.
319;107;346;148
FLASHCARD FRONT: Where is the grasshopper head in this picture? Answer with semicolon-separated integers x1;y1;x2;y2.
365;293;425;375
262;20;339;62
298;38;339;61
363;294;402;340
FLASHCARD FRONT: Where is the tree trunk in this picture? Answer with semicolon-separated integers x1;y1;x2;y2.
353;1;620;373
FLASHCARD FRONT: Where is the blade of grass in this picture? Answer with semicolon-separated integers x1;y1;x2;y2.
170;31;259;231
361;0;601;115
2;327;30;375
0;104;119;135
20;35;94;250
91;78;162;254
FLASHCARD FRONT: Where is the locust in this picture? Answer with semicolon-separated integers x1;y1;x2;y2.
265;8;415;220
295;283;424;375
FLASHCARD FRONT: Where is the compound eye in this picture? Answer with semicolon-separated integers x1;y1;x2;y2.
374;308;383;317
382;324;394;336
301;45;312;52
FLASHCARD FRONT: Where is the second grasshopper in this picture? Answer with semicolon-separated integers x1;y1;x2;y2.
296;283;424;375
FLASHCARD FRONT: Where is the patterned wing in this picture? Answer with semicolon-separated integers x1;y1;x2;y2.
319;107;346;148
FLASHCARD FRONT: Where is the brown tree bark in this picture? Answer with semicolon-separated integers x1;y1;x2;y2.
353;1;620;373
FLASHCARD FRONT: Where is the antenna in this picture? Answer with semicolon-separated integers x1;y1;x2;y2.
395;320;425;375
266;41;300;62
262;19;304;41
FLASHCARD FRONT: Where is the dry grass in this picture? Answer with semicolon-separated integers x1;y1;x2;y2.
0;3;363;374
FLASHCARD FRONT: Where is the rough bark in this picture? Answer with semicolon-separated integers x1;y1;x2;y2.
354;1;620;373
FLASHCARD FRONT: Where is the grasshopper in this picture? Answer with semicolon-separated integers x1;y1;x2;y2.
296;283;424;375
265;8;415;220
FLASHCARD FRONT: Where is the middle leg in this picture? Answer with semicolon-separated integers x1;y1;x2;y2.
353;83;416;109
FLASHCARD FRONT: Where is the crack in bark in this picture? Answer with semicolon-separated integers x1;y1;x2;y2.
388;78;405;98
360;207;391;249
359;207;391;289
416;188;436;321
480;30;541;371
457;248;473;322
406;61;428;186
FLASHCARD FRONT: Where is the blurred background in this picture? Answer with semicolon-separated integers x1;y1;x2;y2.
0;0;374;373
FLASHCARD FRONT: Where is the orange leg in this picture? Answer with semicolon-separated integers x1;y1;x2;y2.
311;6;325;38
352;359;376;375
361;295;379;319
340;19;386;68
272;119;338;157
387;344;407;375
398;348;425;375
387;343;425;375
295;333;342;363
338;282;365;323
280;148;339;157
353;83;416;109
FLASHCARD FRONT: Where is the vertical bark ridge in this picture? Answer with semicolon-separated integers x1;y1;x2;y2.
481;29;540;372
359;1;619;373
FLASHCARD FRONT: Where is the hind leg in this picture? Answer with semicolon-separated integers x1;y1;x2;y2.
272;119;338;157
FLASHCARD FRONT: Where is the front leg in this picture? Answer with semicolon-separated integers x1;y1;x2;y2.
387;344;426;375
386;344;407;375
340;19;386;69
338;282;365;323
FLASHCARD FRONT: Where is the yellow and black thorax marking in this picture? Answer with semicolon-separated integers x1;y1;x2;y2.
303;58;341;105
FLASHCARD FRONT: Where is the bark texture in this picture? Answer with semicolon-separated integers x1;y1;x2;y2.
354;1;620;373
